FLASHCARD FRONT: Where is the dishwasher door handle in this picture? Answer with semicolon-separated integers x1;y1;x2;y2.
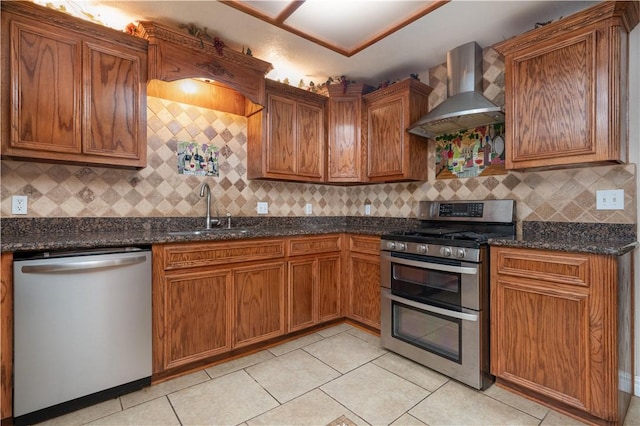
20;256;148;274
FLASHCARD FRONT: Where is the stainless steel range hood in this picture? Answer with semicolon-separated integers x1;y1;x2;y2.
408;41;504;138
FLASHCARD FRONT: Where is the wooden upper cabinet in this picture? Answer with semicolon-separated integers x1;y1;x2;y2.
494;1;639;170
247;79;326;182
363;78;432;182
326;83;373;183
1;1;148;168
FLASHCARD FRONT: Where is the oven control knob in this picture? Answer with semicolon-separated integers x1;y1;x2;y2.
396;242;407;251
386;241;396;250
440;247;452;257
454;248;466;258
416;244;427;254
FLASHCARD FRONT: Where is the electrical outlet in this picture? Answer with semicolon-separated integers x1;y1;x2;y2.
12;195;28;215
364;204;371;216
257;202;268;214
596;189;624;210
305;203;313;215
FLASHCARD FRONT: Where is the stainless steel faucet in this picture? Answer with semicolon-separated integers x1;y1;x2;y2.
199;183;220;229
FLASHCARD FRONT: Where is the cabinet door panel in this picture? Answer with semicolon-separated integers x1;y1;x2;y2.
297;102;324;178
510;33;594;163
318;255;341;322
367;98;403;177
492;277;589;410
234;262;286;347
266;95;296;175
288;259;315;332
11;21;81;153
348;253;380;329
84;42;144;161
164;270;232;369
328;96;361;181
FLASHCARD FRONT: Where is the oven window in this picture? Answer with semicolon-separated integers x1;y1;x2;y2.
391;263;461;307
392;301;461;363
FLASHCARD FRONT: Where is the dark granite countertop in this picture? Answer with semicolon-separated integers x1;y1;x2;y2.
489;221;638;256
1;216;419;253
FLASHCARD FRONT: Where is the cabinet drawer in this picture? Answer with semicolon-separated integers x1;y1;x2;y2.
348;235;381;255
161;239;285;271
493;248;590;287
287;234;342;256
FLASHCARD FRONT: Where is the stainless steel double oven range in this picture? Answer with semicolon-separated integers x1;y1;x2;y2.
380;199;516;390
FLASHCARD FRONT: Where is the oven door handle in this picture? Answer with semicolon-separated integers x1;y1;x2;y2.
382;290;478;322
381;253;477;275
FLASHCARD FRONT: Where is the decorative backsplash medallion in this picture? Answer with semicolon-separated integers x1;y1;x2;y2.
435;124;506;179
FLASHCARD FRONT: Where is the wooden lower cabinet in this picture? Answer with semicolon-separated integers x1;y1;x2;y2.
287;235;342;333
346;235;381;329
490;246;633;424
152;240;286;375
233;262;286;348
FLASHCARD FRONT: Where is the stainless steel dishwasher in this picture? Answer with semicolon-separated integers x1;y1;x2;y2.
13;247;152;425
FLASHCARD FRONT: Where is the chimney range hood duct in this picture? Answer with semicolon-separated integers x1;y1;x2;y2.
408;41;504;138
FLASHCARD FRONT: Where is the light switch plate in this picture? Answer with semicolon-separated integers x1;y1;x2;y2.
596;189;624;210
257;202;268;214
11;195;28;215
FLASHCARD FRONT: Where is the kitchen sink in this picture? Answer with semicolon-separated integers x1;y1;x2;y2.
167;228;249;236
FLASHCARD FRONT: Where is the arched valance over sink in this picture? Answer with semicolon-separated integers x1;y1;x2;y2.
134;21;273;109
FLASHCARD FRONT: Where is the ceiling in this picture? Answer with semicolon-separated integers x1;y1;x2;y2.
94;0;598;85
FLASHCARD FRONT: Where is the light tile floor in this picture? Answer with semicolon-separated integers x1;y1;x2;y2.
37;323;640;426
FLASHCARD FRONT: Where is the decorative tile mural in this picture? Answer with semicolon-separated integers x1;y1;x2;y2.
435;124;506;179
177;141;219;176
0;47;636;226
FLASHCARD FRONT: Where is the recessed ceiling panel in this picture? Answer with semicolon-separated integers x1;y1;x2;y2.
241;1;291;19
286;0;432;50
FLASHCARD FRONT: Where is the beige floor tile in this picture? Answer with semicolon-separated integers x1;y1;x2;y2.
268;332;325;356
372;352;448;392
317;323;355;337
304;332;386;373
205;349;274;379
483;383;549;420
624;396;640;426
321;363;429;425
540;410;589;425
169;370;279;425
87;397;180;426
346;327;382;346
120;370;210;409
390;413;427;425
246;349;341;403
36;398;122;426
247;389;367;426
409;381;539;425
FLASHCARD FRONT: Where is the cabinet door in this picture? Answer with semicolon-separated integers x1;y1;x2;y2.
234;262;286;348
491;275;590;411
348;252;380;329
266;94;296;175
162;269;232;370
288;259;316;332
9;20;82;154
317;254;341;323
296;102;324;179
367;96;404;178
327;96;362;182
83;41;145;163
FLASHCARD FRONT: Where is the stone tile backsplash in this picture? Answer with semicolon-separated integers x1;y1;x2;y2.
1;47;636;225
